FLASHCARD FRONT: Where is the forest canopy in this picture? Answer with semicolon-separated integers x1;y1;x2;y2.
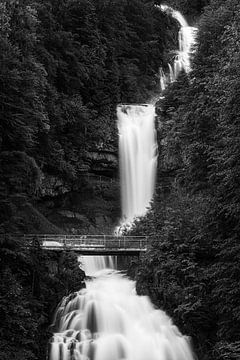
132;1;240;359
0;0;179;185
0;1;179;359
2;0;240;360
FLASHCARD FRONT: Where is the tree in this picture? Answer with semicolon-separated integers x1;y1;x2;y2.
134;1;240;359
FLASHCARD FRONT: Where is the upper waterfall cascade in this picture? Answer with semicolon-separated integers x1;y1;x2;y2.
48;5;196;360
116;5;197;232
156;4;197;91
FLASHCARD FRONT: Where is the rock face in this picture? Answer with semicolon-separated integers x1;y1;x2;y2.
85;150;118;177
154;106;184;197
37;179;120;234
36;148;120;235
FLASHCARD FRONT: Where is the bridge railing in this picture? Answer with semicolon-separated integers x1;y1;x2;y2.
22;234;148;250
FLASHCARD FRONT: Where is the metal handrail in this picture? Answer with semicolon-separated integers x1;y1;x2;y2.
21;234;148;250
23;234;147;237
22;234;147;240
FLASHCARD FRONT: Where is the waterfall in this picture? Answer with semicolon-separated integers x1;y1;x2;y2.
48;5;196;360
156;5;197;90
80;255;116;277
117;104;158;231
49;262;194;360
116;6;197;232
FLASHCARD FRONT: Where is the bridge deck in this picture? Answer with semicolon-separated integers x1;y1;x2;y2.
23;234;148;255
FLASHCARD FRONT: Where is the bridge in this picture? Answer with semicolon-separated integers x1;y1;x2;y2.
23;234;148;255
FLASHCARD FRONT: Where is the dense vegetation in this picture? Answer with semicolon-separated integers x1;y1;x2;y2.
0;0;178;358
0;0;179;234
0;0;176;189
1;0;240;359
0;234;85;360
132;0;240;359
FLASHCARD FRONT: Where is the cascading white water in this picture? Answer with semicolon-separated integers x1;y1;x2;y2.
117;104;158;231
116;7;197;232
80;256;116;277
157;5;197;90
49;263;194;360
48;5;196;360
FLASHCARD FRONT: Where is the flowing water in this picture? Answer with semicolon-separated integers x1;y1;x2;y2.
156;4;197;90
48;5;196;360
116;6;197;232
49;260;194;360
116;104;158;231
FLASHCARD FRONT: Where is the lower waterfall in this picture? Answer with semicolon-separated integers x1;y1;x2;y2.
48;3;196;358
48;257;194;360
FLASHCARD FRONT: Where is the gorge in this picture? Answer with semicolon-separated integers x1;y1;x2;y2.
2;1;239;360
48;5;197;360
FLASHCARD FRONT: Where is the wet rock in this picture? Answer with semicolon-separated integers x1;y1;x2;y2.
85;150;118;177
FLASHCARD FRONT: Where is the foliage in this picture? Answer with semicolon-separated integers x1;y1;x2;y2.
135;190;218;358
0;1;176;358
3;0;240;359
134;1;240;360
0;151;41;196
165;0;209;20
0;233;85;360
0;0;176;182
